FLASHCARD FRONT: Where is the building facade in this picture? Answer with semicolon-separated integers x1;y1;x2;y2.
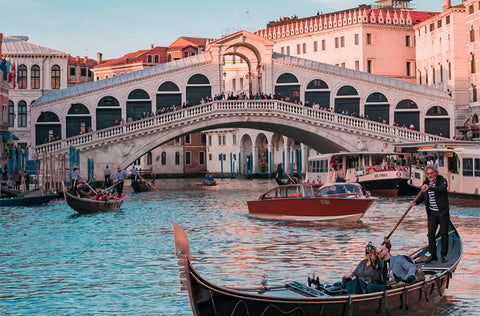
465;0;480;138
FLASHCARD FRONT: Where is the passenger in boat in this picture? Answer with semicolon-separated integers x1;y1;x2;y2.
376;245;421;285
409;166;450;264
341;242;386;294
335;170;347;183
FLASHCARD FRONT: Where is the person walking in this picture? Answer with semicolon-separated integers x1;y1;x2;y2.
410;166;450;263
70;166;80;195
114;166;128;196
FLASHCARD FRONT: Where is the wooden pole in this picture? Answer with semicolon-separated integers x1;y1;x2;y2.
138;173;159;191
383;190;423;243
79;177;99;196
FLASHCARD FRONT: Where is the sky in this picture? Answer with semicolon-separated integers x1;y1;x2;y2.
0;0;461;61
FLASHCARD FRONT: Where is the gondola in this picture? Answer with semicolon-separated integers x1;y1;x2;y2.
131;180;154;193
62;182;125;214
0;190;57;207
173;221;462;316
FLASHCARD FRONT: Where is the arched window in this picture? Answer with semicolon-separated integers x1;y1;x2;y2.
365;92;389;123
31;65;40;89
51;65;60;89
147;152;153;165
186;74;211;105
8;100;14;127
304;79;329;108
157;81;182;111
175;152;181;165
425;106;450;137
18;101;27;127
275;73;300;102
161;152;167;165
18;65;27;89
127;89;151;121
334;85;359;115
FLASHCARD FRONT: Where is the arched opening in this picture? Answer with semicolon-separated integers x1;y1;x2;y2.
304;79;330;109
394;99;419;130
66;103;91;138
127;89;152;121
35;111;61;145
255;133;269;173
156;81;181;112
425;106;450;137
335;85;360;115
222;53;250;95
365;92;389;123
186;74;211;106
275;73;300;102
96;96;121;130
240;134;253;175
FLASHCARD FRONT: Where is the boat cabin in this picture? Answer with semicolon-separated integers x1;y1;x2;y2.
260;183;364;200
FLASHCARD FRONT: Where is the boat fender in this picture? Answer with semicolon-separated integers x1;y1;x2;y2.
396;171;402;177
367;167;376;174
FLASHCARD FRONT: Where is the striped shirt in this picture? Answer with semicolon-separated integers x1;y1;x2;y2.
427;183;439;211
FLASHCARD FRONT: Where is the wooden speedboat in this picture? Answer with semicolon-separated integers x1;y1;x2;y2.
247;183;375;222
173;221;462;316
62;182;125;214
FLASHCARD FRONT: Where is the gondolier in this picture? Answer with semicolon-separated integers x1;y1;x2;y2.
104;165;112;187
410;165;450;263
115;166;128;196
70;166;80;195
130;165;138;183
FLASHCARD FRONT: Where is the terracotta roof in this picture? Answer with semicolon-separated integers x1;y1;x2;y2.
68;56;97;66
167;37;211;52
94;47;168;68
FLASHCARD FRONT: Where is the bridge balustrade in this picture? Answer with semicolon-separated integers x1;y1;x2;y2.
34;100;445;156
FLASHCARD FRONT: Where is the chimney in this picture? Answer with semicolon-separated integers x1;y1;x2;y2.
97;52;103;64
151;44;154;49
443;0;451;11
75;56;80;62
83;56;87;63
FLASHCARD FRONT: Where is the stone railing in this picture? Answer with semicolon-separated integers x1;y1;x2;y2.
34;100;445;155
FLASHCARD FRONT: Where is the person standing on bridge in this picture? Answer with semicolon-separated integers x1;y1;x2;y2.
114;166;128;197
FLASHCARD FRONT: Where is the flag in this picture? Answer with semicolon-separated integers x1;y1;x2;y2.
5;60;11;82
0;59;7;81
8;62;15;85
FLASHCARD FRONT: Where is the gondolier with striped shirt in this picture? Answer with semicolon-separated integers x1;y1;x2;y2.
114;166;128;196
410;165;450;263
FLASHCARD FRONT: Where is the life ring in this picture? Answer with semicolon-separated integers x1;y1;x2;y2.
367;167;376;174
395;170;402;177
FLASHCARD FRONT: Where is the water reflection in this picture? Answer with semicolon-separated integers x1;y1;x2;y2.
0;179;478;315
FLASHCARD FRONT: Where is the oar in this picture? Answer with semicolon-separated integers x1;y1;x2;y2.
383;190;423;244
138;173;159;192
79;177;99;196
286;173;297;184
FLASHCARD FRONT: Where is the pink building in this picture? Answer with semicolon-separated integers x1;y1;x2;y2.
465;0;480;138
255;1;438;82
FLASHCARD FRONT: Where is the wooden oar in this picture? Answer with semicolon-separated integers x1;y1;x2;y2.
383;190;423;244
286;173;297;184
138;173;159;192
79;177;99;196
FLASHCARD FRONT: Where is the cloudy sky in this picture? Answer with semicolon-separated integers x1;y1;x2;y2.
1;0;459;60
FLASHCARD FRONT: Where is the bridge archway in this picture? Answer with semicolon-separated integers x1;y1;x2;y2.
35;111;61;145
96;96;121;130
394;99;419;130
240;134;253;174
255;133;268;173
66;103;91;138
365;92;389;123
425;106;450;137
335;85;360;115
126;89;152;121
304;79;330;108
156;81;181;111
275;73;300;102
186;74;211;105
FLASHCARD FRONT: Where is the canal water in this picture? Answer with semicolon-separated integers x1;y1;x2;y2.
1;179;479;315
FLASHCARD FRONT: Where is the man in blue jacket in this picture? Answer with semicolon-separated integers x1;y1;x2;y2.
376;245;419;284
410;166;450;263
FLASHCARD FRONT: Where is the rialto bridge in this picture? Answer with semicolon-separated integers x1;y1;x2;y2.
31;31;451;179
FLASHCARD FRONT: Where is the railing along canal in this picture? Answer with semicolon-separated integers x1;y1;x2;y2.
35;100;445;155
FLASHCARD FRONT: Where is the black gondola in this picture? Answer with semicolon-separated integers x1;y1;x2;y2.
62;182;125;214
173;221;462;316
131;180;154;193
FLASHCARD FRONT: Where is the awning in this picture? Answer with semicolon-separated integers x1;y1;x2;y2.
0;131;19;140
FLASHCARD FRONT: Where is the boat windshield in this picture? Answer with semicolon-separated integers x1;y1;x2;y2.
262;186;302;199
315;183;363;197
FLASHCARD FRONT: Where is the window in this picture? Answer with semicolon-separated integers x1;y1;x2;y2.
313;41;318;52
355;33;359;45
355;60;359;70
154;54;159;63
147;152;152;165
199;151;205;165
8;101;14;127
70;67;76;76
81;68;87;77
322;39;326;50
232;78;236;91
429;23;435;32
286;46;290;55
437;20;442;28
31;65;40;89
475;158;480;177
302;43;306;54
341;36;345;47
406;62;411;76
281;47;285;54
446;15;450;24
18;101;27;127
440;64;443;82
297;44;301;54
222;135;226;145
208;135;212;146
201;133;207;144
405;35;410;47
175;152;181;165
185;152;191;165
18;65;27;89
209;154;212;161
472;54;476;74
366;33;372;45
232;134;236;145
218;135;222;145
147;54;153;63
185;134;191;144
463;158;473;176
161;152;167;165
470;26;475;42
367;60;372;73
335;37;339;48
51;65;60;89
469;4;474;14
